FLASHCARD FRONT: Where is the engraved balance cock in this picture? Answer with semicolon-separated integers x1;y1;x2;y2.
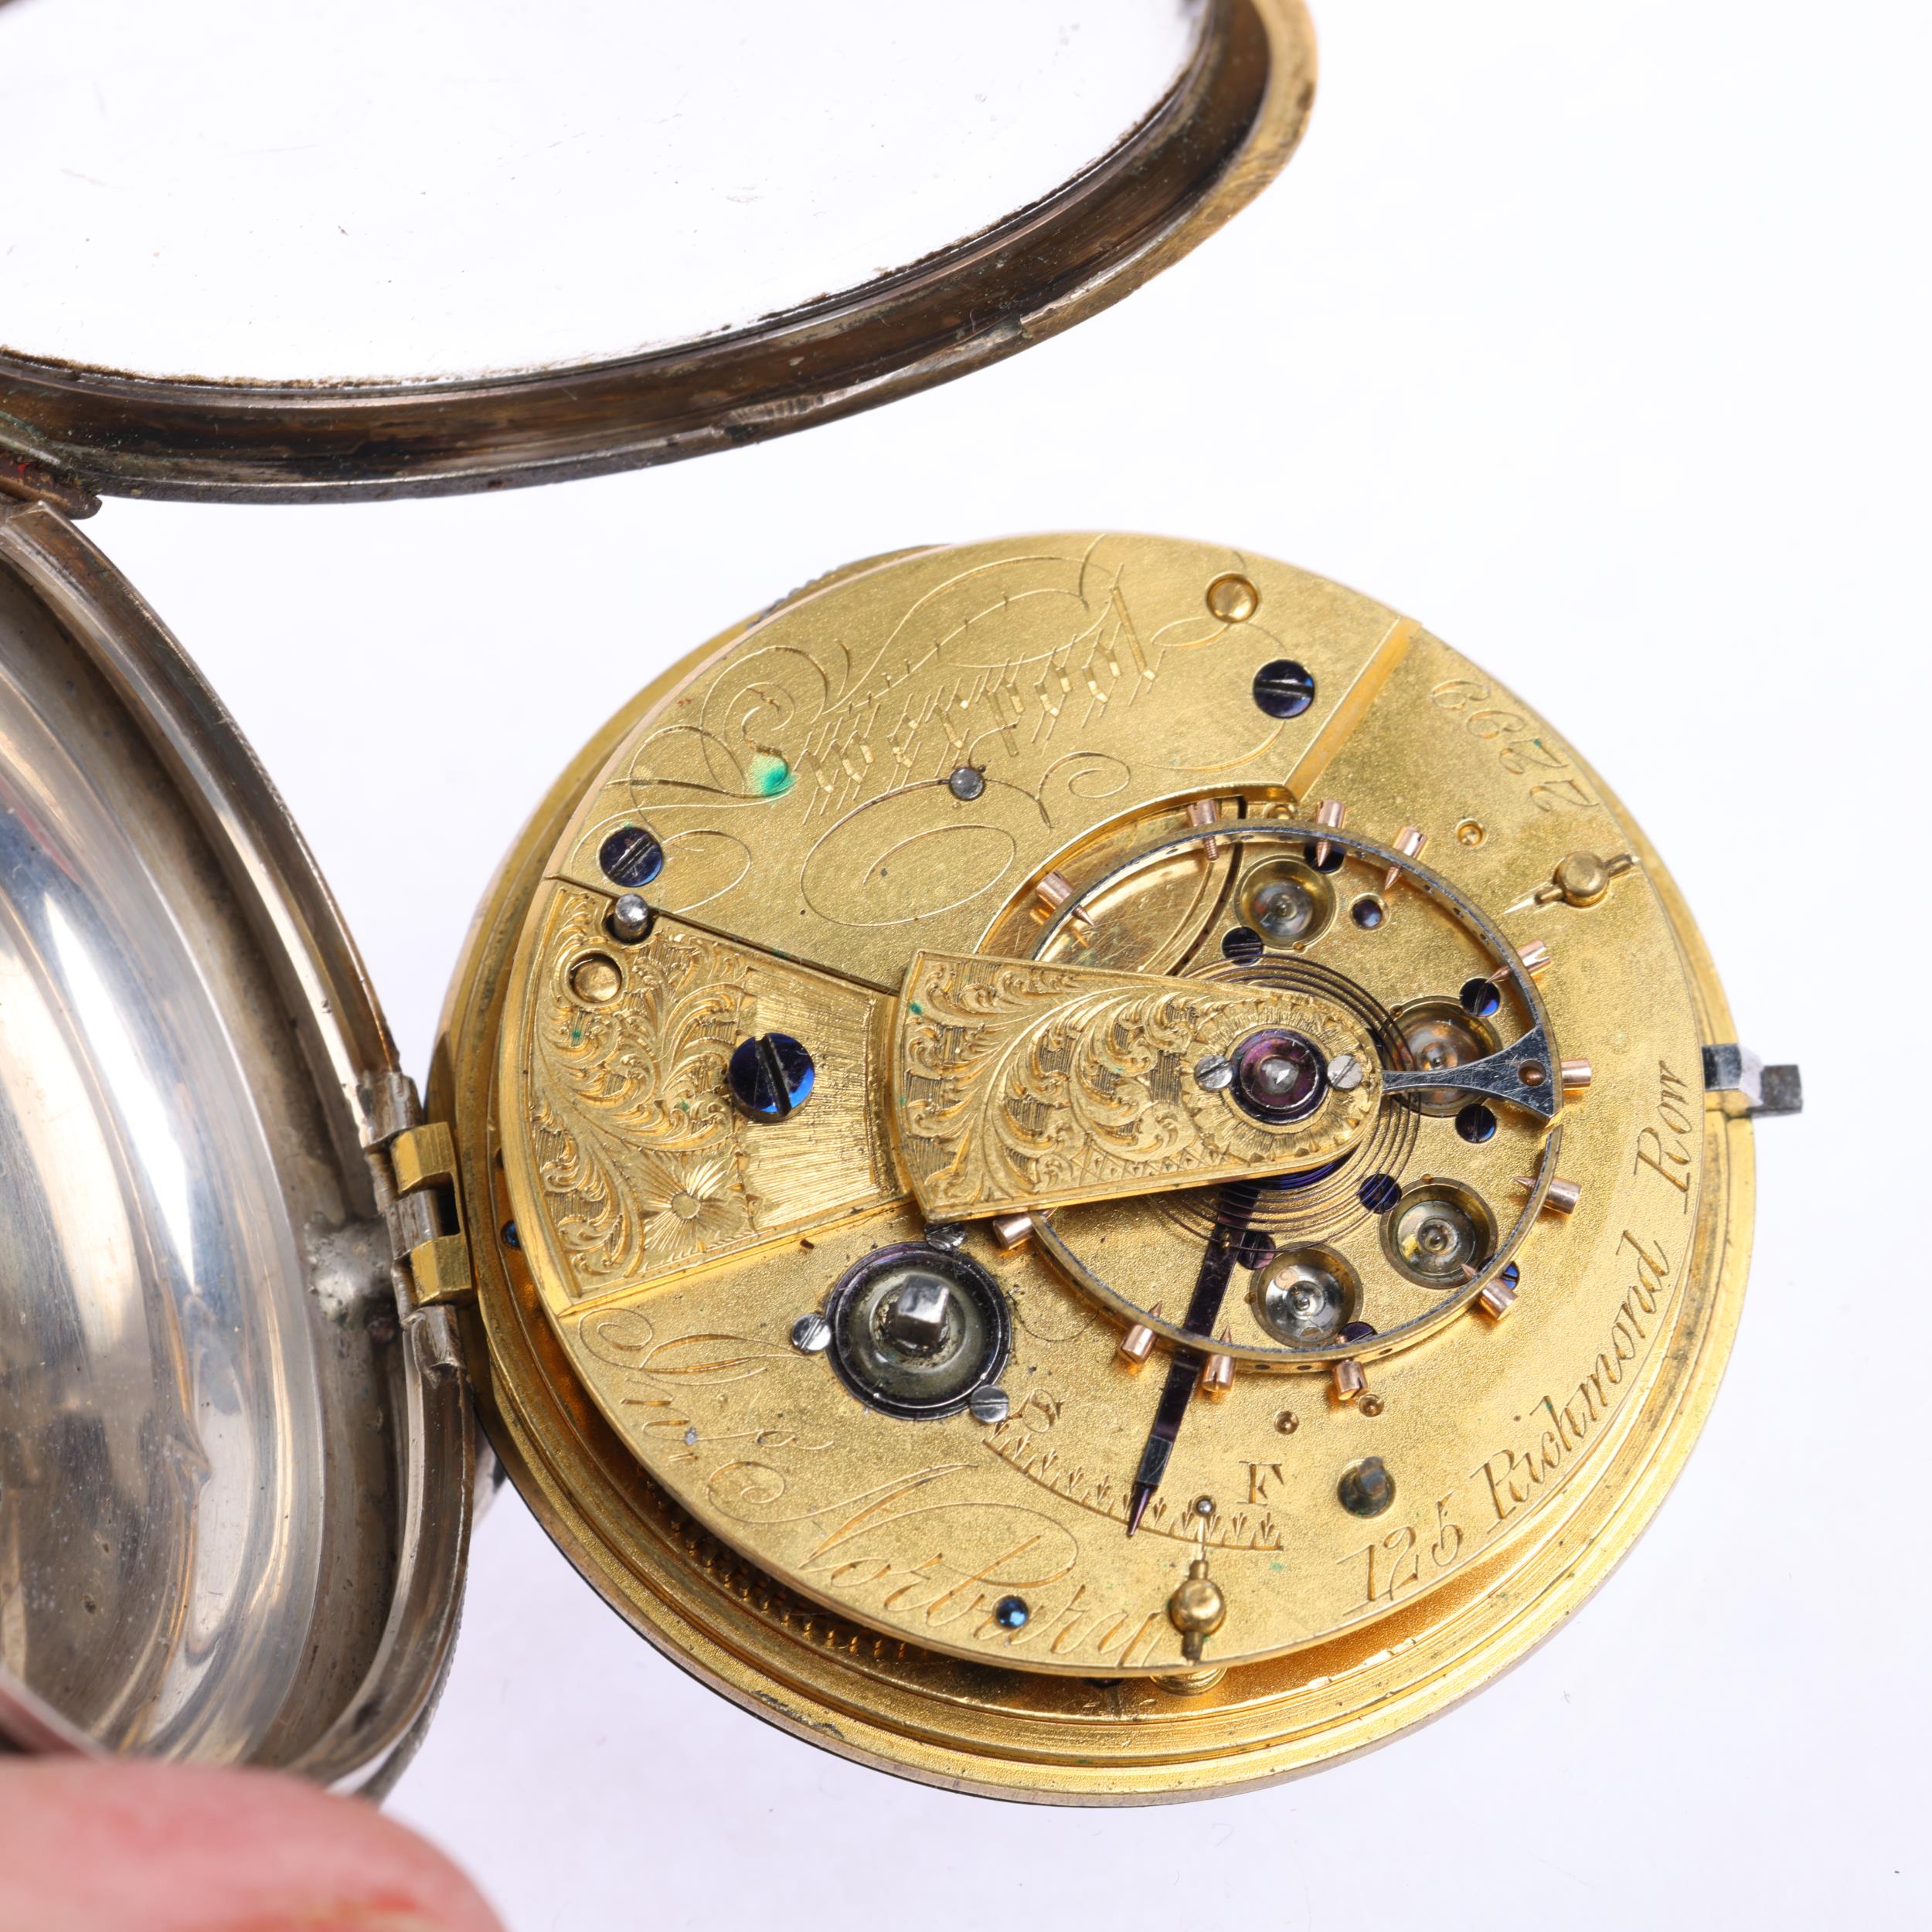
889;951;1382;1221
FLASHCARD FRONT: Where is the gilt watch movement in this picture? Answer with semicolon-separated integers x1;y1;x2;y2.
436;532;1798;1799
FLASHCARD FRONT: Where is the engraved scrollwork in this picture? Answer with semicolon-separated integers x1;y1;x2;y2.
900;958;1204;1206
523;889;902;1301
893;953;1380;1216
577;540;1315;962
531;896;750;1284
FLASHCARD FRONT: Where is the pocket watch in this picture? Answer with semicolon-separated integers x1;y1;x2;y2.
0;1;1798;1804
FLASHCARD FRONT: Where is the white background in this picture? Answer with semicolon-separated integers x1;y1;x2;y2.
77;2;1927;1927
0;0;1196;379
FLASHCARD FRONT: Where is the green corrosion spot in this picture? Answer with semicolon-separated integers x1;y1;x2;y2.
747;752;793;797
908;1000;924;1016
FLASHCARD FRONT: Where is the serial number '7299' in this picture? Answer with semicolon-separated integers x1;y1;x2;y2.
1429;677;1600;812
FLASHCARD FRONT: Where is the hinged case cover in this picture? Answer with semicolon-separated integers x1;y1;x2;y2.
0;0;1314;504
0;502;471;1786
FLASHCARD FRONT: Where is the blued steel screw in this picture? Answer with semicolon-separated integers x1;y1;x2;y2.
598;825;664;889
727;1032;815;1121
1252;659;1317;719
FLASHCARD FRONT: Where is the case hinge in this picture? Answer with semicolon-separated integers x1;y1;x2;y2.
360;1072;476;1315
387;1121;475;1309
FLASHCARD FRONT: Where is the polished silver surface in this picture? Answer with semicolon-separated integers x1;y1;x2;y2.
0;557;325;1757
0;500;471;1785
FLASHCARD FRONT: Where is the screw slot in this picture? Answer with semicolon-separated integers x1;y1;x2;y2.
1327;1052;1365;1092
1194;1053;1234;1093
968;1386;1011;1425
598;825;664;889
1251;659;1316;719
1221;925;1265;966
727;1032;815;1121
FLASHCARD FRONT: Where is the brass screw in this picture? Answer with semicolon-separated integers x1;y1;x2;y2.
1476;1277;1519;1321
1456;819;1485;848
1517;1173;1583;1216
1552;849;1637;907
1274;1409;1299;1435
1383;825;1427;892
568;953;623;1005
1534;850;1637;908
1359;1393;1386;1418
1034;869;1096;938
1206;573;1260;623
1166;1559;1227;1663
1492;938;1552;985
989;1212;1036;1250
1313;798;1347;869
1186;797;1224;859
